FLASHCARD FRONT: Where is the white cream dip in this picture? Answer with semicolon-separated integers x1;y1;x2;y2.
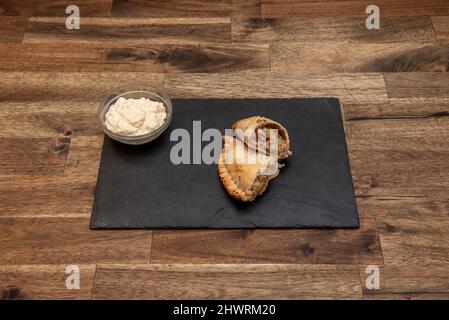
105;97;167;136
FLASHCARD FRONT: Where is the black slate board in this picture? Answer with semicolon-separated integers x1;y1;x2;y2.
91;98;359;229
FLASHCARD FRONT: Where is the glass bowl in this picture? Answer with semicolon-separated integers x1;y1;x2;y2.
98;84;173;145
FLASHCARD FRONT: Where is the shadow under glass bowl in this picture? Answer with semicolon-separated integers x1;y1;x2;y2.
98;84;173;145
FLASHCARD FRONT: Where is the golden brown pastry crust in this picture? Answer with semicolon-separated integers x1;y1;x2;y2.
218;136;279;202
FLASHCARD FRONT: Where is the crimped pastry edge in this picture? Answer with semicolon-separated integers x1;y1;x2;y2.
218;150;255;202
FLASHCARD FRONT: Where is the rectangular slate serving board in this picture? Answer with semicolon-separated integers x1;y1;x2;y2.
90;98;359;229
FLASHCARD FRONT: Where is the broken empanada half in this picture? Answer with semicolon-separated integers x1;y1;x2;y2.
232;116;292;159
218;135;281;202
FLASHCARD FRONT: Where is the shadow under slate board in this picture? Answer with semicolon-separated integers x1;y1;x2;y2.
90;98;359;229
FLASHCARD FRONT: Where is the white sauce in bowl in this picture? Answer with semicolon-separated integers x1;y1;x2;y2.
105;97;167;136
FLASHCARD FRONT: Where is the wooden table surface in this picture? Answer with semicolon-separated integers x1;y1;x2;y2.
1;0;449;300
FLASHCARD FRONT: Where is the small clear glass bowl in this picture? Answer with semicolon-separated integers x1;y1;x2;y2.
98;84;173;145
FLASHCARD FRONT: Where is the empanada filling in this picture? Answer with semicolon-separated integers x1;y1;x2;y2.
235;124;290;159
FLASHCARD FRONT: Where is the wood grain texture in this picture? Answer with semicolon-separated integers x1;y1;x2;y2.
261;0;449;17
0;72;163;102
92;264;362;299
112;0;230;17
0;43;269;72
347;119;449;197
0;175;96;217
165;73;388;105
233;16;437;43
232;0;261;16
24;17;231;44
271;44;449;73
0;137;69;175
0;16;27;42
385;73;449;98
0;101;100;138
0;0;113;16
0;217;151;263
360;265;449;300
0;265;95;299
432;16;449;43
378;217;449;265
440;114;449;128
358;197;449;267
150;219;381;264
357;196;449;220
344;98;449;120
31;0;113;16
64;135;103;177
0;0;29;16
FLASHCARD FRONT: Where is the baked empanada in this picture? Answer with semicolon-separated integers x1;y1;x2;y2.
218;116;291;202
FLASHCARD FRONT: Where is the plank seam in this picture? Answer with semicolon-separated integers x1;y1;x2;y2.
148;232;154;264
373;216;385;265
347;111;449;121
340;77;360;105
269;43;272;72
90;264;98;300
357;265;366;298
431;17;441;44
62;136;72;174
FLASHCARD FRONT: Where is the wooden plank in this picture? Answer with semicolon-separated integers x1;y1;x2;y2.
360;265;449;299
0;16;27;42
0;0;113;16
0;0;30;16
440;114;449;128
347;119;449;197
92;264;362;299
165;73;388;105
356;196;449;220
261;0;449;17
0;72;163;102
344;98;449;121
231;0;260;16
112;0;230;17
0;137;69;175
271;43;448;73
0;265;95;299
31;0;113;17
0;43;269;72
0;217;152;263
363;293;449;300
359;198;449;288
0;101;100;138
64;135;103;177
432;16;449;43
377;217;449;265
24;17;231;44
0;175;96;217
385;73;449;98
233;16;437;43
150;218;382;264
